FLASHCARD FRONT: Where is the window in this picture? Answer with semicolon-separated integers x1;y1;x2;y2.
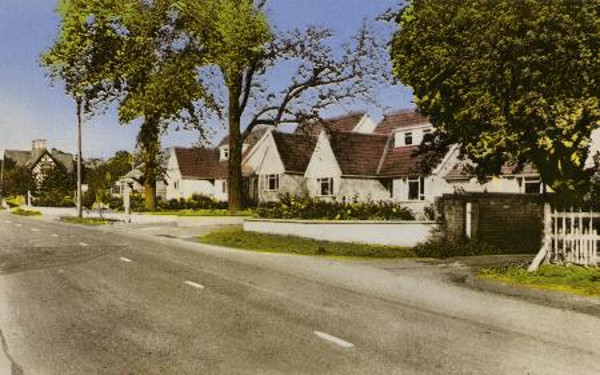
408;177;425;201
317;178;334;196
265;174;279;191
221;147;229;160
222;180;228;194
404;132;413;146
522;177;541;194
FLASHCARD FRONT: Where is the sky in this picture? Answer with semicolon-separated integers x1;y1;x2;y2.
0;0;412;159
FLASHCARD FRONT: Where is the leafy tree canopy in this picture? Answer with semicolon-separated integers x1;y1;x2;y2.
392;0;600;196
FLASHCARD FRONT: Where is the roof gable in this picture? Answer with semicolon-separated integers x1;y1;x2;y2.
173;147;228;180
295;112;366;136
327;132;389;176
271;132;318;173
374;110;431;135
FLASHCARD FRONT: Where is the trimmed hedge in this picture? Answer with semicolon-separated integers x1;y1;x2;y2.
257;194;415;221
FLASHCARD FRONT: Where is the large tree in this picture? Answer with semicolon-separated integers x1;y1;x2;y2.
43;0;206;211
178;0;388;211
392;0;600;197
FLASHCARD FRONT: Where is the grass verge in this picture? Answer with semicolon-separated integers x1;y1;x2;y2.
151;209;254;217
197;228;414;258
11;208;42;216
480;263;600;297
60;216;116;225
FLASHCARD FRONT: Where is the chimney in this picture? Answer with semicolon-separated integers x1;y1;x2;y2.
32;139;47;151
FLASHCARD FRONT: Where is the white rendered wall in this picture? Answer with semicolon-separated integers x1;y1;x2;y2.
244;219;438;247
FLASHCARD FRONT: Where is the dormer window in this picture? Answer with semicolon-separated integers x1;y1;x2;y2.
220;147;229;160
404;132;413;146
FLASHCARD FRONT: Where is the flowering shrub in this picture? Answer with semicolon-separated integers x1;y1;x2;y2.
257;194;414;221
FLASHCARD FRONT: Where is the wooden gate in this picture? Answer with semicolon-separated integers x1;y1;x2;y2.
530;204;600;271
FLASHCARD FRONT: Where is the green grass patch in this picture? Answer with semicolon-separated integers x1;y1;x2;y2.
151;209;254;217
197;228;414;258
480;263;600;296
60;216;116;225
11;208;42;216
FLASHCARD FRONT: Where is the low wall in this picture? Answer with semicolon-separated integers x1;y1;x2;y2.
244;219;438;247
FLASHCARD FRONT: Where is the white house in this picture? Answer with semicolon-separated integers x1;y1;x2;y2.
243;131;318;202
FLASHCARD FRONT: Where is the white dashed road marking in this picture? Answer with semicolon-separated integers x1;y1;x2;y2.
31;228;40;232
119;257;133;263
15;224;22;228
3;220;10;224
79;242;89;247
51;234;59;237
184;281;205;289
313;331;355;348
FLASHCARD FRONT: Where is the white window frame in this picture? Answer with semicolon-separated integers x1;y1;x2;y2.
317;177;334;196
265;174;279;192
520;176;542;194
407;177;425;201
404;132;414;146
221;147;229;160
222;180;228;194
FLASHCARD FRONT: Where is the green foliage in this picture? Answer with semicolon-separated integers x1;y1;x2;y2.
164;194;228;211
84;150;133;207
35;166;76;207
60;216;115;225
2;165;35;197
413;239;506;258
480;263;600;296
392;0;600;198
257;194;415;221
5;196;26;208
11;208;42;217
198;228;414;258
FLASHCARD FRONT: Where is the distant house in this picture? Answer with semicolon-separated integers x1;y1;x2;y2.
2;139;74;186
113;167;168;200
165;127;269;201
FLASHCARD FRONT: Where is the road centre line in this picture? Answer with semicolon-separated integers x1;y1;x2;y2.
184;281;205;289
31;228;40;232
119;257;133;263
79;242;88;247
51;234;59;237
313;331;355;348
15;224;22;228
3;220;10;224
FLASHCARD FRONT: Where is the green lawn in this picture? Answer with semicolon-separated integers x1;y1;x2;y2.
480;264;600;297
11;208;42;216
60;216;116;225
197;228;414;258
150;209;254;217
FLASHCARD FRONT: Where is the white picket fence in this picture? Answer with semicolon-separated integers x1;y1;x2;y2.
530;204;600;271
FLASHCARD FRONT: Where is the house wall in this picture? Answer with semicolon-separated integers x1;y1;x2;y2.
259;173;306;202
305;132;343;199
165;148;224;201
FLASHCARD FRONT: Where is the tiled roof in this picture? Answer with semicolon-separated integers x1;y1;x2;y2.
377;145;434;178
374;110;430;135
271;132;318;173
328;132;389;176
174;148;228;180
219;125;270;148
445;161;539;181
4;148;74;173
295;112;365;136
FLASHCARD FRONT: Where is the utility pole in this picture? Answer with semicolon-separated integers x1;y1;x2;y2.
76;98;83;219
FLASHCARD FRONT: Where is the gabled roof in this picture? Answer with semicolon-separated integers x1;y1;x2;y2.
377;145;434;178
173;147;228;180
327;132;389;176
219;125;270;148
271;132;318;173
445;161;539;181
374;110;430;135
4;148;74;173
295;112;366;136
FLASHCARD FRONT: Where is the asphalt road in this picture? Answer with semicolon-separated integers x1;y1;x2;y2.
1;212;600;374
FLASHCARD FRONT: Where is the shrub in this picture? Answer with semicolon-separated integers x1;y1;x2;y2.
164;194;227;211
413;239;501;258
6;196;25;208
11;208;42;216
256;194;414;221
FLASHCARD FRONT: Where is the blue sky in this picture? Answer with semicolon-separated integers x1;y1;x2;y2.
0;0;412;159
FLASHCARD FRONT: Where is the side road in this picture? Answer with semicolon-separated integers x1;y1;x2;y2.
2;212;600;374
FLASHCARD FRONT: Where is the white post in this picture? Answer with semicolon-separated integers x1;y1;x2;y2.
124;184;131;224
529;203;552;272
465;202;473;239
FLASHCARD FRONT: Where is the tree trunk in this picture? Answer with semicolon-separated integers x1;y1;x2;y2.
144;175;157;212
139;117;160;212
76;98;83;219
228;77;244;213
